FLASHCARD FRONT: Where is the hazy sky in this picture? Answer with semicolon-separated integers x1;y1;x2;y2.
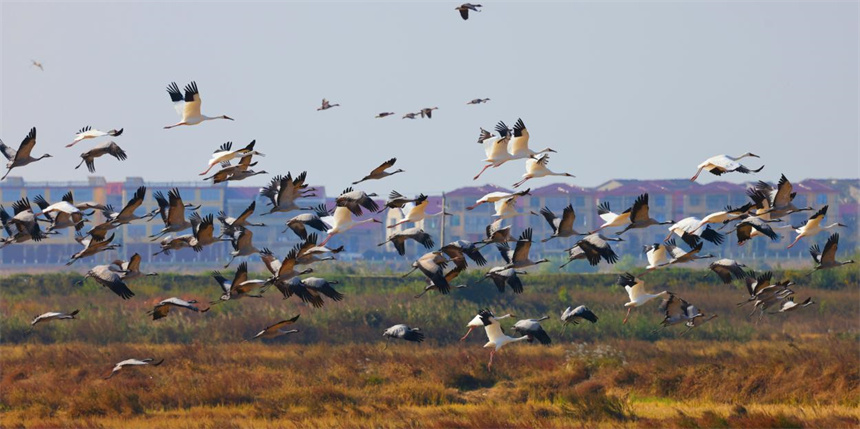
2;1;857;197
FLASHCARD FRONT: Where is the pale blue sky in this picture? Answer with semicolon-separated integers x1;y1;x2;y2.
1;1;857;197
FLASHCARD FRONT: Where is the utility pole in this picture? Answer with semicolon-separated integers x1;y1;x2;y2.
440;192;446;245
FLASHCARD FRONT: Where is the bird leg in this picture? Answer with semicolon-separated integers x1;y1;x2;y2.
690;167;704;181
75;158;87;170
622;307;632;325
401;267;418;278
1;168;13;181
786;235;802;249
487;350;495;371
459;327;474;341
223;256;236;269
473;164;493;180
512;177;530;188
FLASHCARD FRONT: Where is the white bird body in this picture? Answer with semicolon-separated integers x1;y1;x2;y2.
474;122;513;179
512;154;574;188
506;118;555;160
592;201;631;232
462;309;527;370
320;206;381;246
105;358;163;379
644;243;670;270
164;81;233;128
200;141;264;175
66;126;123;148
786;205;845;249
618;273;668;324
690;153;762;181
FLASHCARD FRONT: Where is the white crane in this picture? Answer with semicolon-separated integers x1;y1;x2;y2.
659;241;714;267
353;158;404;184
690;153;763;181
31;309;79;326
75;141;127;173
33;195;86;232
249;315;301;340
1;127;52;180
383;324;425;343
492;196;528;221
786;205;845;249
507;118;556;160
665;217;725;248
199;140;264;176
694;203;753;232
104;358;164;379
204;152;266;183
512;154;574;188
473;122;513;180
465;187;529;211
388;194;449;228
591;201;631;233
776;297;814;313
66;125;123;148
164;81;233;128
319;206;382;246
511;316;552;344
462;309;528;370
618;273;668;324
147;298;206;320
643;242;670;270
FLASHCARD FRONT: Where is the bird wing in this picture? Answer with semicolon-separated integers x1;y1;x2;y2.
166;188;186;226
15;127;37;160
331;206;352;228
235;201;256;225
558;205;576;232
267;315;301;331
182;81;202;120
369;158;396;176
508;118;530;156
820;233;839;264
0;139;16;161
805;205;827;230
127;253;142;273
118;186;146;219
629;194;650;223
511;228;533;263
166;82;185;118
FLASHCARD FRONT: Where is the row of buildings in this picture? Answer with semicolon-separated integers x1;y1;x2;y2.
1;176;857;270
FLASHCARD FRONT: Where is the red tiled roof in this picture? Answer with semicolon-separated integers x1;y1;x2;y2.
446;184;511;197
530;183;591;196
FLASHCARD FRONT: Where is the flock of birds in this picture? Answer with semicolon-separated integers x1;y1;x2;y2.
11;4;855;375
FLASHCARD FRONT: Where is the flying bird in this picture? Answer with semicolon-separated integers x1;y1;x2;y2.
618;273;668;324
147;298;205;320
467;98;490;104
75;141;127;173
511;316;552;345
67;126;123;148
249;315;301;340
199;140;264;176
76;263;135;299
383;324;425;343
512;154;575;188
317;98;340;111
809;233;854;272
353;158;404;184
1;127;52;180
455;3;482;20
560;305;598;330
786;205;845;249
104;358;163;380
164;81;233;128
375;112;395;118
31;310;79;326
690;153;763;181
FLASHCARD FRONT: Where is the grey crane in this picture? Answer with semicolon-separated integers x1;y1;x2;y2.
210;262;266;304
512;316;552;345
114;253;158;281
533;204;585;242
378;190;422;213
616;194;674;235
560;233;622;268
218;201;264;238
415;265;468;298
76;263;135;299
152;234;195;256
336;187;379;216
499;228;549;269
66;232;119;265
280;276;343;308
249;315;301;341
754;175;814;218
33;194;88;232
147;298;206;320
259;172;316;215
455;3;482;20
74;141;127;173
31;309;79;326
481;265;526;294
283;204;330;240
1;127;52;180
383;324;425;343
439;239;487;268
728;214;781;245
149;188;193;240
809;233;854;272
379;227;435;256
353;157;404;185
560;305;598;330
224;228;259;268
706;259;747;284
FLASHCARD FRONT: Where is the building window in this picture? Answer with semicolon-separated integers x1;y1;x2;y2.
200;189;221;201
706;195;727;210
75;188;94;202
1;189;21;203
26;189;44;202
816;194;828;205
688;195;701;206
451;216;461;226
654;195;666;207
573;196;585;207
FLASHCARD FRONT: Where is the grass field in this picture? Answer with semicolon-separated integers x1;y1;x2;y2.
1;269;858;428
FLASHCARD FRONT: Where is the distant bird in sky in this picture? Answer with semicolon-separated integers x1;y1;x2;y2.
66;126;124;148
104;358;163;380
467;98;490;104
402;112;419;119
560;305;598;330
75;141;127;173
31;60;43;71
31;309;79;326
317;98;340;111
512;154;575;188
690;153;763;181
147;298;205;320
383;324;425;343
455;3;482;20
249;315;301;340
375;112;395;118
353;158;404;185
1;127;52;180
419;107;438;118
164;81;233;129
618;272;667;324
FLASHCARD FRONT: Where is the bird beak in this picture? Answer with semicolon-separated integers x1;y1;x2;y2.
223;115;234;121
